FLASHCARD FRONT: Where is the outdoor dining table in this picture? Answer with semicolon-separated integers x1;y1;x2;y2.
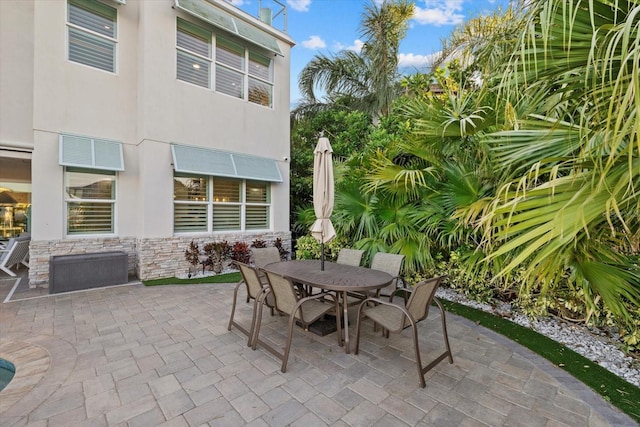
263;259;393;354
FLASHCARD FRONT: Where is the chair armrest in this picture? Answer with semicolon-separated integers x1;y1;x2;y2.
297;289;336;305
357;296;417;328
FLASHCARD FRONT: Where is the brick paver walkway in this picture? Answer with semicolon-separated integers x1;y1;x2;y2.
0;274;637;426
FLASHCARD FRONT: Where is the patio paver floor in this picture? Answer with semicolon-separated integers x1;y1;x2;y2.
0;271;637;426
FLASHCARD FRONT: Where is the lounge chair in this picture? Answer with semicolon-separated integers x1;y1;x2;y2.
0;235;30;277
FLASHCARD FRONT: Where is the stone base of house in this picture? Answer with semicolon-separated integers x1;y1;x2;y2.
27;232;292;288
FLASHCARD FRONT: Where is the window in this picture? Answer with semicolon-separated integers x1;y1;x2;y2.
176;18;211;88
247;51;273;107
67;0;117;72
245;180;270;230
215;38;245;99
174;175;270;233
65;168;116;235
176;20;274;107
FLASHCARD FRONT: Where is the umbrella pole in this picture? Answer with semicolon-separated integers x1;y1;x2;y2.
321;242;325;271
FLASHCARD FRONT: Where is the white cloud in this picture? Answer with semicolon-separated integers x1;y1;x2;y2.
413;0;465;26
398;52;439;70
334;39;364;53
287;0;311;12
302;35;326;50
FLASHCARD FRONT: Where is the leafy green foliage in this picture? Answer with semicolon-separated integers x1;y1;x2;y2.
290;0;640;354
290;108;372;237
294;235;349;262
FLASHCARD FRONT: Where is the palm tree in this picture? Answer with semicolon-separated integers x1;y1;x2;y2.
431;1;526;80
334;0;640;326
474;0;640;321
294;0;413;120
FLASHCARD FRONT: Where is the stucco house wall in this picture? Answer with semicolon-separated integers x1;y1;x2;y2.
0;0;293;287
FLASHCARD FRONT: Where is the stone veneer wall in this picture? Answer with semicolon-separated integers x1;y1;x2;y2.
28;238;138;288
28;232;292;287
137;232;292;281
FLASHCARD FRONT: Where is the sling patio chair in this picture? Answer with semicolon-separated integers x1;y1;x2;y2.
253;246;310;297
249;247;281;298
0;234;30;277
354;276;453;388
252;247;281;269
252;269;342;372
370;252;405;298
336;248;364;267
347;252;405;307
227;261;275;347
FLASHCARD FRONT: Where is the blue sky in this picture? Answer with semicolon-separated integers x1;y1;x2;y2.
230;0;511;106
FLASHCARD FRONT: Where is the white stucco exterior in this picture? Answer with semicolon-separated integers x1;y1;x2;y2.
0;0;294;286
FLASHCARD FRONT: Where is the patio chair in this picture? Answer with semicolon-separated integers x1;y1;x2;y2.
347;252;405;307
336;248;364;267
0;235;30;277
354;277;453;388
249;247;281;299
254;246;309;297
252;247;281;269
228;261;275;346
252;269;342;372
370;252;405;297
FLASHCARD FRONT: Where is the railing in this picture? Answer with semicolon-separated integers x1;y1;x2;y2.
257;0;287;32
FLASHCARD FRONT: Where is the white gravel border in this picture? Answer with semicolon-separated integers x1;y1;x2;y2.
436;287;640;388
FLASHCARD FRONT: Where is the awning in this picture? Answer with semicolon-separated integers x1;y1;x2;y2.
59;134;124;171
174;0;283;56
171;144;283;182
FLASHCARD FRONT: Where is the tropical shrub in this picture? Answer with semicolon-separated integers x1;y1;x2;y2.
203;241;231;273
184;241;200;268
250;239;267;248
294;235;348;262
230;241;250;266
274;237;290;261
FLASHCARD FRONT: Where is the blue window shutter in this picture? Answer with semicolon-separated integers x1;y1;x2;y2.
59;134;124;171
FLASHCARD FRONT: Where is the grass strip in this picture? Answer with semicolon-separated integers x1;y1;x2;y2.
440;299;640;423
143;272;241;286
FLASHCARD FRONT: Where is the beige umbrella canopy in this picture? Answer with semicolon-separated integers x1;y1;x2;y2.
310;136;336;270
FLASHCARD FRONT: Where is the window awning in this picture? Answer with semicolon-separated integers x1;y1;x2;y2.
171;144;283;182
174;0;283;56
59;134;124;171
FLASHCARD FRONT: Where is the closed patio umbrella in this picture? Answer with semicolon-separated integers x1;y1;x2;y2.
310;136;336;270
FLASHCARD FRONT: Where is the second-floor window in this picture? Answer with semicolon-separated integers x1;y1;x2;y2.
176;18;274;108
67;0;117;73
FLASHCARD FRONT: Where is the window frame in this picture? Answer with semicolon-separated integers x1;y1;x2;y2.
176;18;274;108
176;18;212;88
173;174;272;234
64;167;117;236
66;0;118;73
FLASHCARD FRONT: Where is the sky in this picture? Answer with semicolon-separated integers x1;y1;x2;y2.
230;0;511;107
